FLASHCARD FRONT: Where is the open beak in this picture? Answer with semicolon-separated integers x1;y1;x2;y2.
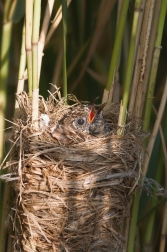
97;102;107;114
88;106;96;123
88;102;107;123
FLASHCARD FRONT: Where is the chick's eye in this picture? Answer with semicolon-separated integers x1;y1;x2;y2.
77;118;85;125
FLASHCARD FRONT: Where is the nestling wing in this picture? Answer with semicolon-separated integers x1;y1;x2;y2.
51;124;85;145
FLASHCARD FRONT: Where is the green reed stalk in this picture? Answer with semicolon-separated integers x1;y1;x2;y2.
128;0;155;117
117;0;143;135
32;0;41;90
15;22;26;120
127;2;167;251
127;190;141;252
0;1;13;163
143;0;167;132
132;0;161;118
0;0;13;249
141;80;167;251
62;0;67;98
17;23;26;95
143;105;167;250
31;0;41;128
25;0;34;96
3;23;26;252
0;26;12;160
105;0;130;93
128;0;167;252
0;1;25;250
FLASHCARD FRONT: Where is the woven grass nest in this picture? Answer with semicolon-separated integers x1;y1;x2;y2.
7;89;145;252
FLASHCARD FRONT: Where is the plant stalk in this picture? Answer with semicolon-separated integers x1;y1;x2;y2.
32;0;41;128
16;22;26;100
117;0;143;135
143;0;167;132
133;0;161;118
127;191;140;252
105;0;130;93
25;0;34;96
62;0;67;98
0;1;15;250
143;104;167;251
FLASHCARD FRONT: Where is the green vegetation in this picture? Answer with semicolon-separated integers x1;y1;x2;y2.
0;0;167;251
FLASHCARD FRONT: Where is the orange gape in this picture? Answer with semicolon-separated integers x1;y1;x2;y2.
88;107;96;123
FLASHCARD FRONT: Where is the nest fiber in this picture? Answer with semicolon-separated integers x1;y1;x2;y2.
7;90;144;252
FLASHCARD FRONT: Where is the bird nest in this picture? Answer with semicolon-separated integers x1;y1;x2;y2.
6;89;145;252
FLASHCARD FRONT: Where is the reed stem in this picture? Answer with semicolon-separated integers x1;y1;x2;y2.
62;0;67;98
105;0;130;94
32;0;41;128
143;104;167;250
0;1;14;250
25;0;34;96
117;0;143;135
143;0;167;132
134;0;160;118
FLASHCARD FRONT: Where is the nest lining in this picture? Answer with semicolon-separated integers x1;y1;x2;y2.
7;90;145;252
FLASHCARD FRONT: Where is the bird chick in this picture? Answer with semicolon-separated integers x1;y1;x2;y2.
51;101;107;144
